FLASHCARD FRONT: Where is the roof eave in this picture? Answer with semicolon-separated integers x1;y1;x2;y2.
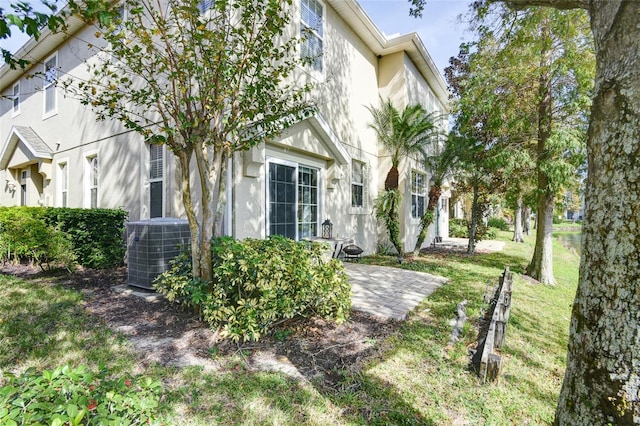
326;0;449;111
0;12;85;93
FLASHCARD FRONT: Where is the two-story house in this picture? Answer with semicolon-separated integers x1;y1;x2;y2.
0;0;450;255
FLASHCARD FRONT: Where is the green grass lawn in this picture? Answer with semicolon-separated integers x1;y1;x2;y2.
0;231;579;425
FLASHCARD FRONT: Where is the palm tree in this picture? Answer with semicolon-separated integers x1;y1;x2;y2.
367;97;439;190
367;97;439;257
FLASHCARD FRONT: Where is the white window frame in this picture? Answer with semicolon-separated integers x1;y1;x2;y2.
85;152;98;208
43;52;58;118
149;144;165;218
266;157;322;241
12;82;20;116
300;0;324;74
351;160;365;209
20;169;29;206
411;170;426;219
56;159;69;207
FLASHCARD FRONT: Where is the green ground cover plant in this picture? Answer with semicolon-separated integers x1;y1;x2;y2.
0;365;160;425
0;230;579;424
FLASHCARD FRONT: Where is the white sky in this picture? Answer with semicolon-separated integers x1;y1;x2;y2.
1;0;473;76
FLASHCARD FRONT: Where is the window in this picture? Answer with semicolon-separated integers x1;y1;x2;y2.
268;161;319;240
300;0;323;73
59;163;68;207
20;170;28;206
12;82;20;115
149;144;164;218
89;156;98;208
298;166;319;238
199;0;214;13
351;160;365;208
110;5;127;35
411;171;426;218
44;53;57;116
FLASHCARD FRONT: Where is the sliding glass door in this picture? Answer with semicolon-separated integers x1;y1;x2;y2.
268;160;319;240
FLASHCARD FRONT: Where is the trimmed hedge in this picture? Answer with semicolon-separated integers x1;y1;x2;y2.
0;207;127;269
43;208;127;269
155;235;352;342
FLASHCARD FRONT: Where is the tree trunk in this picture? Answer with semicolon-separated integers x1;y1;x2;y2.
512;196;524;242
467;179;480;254
526;189;556;284
176;149;203;281
189;143;227;285
389;192;403;256
553;2;640;423
414;185;441;253
527;22;556;285
523;205;531;235
385;165;399;190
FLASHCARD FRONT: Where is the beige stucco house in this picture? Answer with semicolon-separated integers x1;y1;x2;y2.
0;0;449;255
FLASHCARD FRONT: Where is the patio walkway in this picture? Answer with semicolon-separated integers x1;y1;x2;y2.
344;262;448;321
343;238;505;320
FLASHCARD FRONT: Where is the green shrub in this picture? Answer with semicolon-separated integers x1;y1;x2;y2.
43;208;127;269
0;364;161;425
487;216;510;231
155;235;352;342
448;218;496;241
0;207;76;270
0;207;126;269
485;227;498;240
449;218;468;238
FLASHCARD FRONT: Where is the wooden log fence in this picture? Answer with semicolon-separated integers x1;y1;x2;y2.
470;267;513;383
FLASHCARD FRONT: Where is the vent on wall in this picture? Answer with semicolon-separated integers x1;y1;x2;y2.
126;218;191;290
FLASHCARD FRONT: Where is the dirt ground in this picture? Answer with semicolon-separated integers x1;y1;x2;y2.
3;264;401;388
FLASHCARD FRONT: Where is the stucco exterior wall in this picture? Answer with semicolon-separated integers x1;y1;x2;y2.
231;0;382;255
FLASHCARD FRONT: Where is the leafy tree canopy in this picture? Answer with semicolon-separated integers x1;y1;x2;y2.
0;1;65;68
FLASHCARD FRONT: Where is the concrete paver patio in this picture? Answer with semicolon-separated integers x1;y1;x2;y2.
343;237;505;320
344;262;448;320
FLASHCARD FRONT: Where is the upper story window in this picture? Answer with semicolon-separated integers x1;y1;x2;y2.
43;53;58;116
199;0;214;13
351;160;365;208
411;171;426;218
300;0;323;73
12;82;20;116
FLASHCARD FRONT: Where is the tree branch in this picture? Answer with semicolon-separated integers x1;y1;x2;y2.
505;0;589;10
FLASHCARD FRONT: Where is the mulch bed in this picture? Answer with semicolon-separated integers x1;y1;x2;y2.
1;263;401;388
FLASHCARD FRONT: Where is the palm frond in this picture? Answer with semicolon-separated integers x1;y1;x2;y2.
367;96;440;168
